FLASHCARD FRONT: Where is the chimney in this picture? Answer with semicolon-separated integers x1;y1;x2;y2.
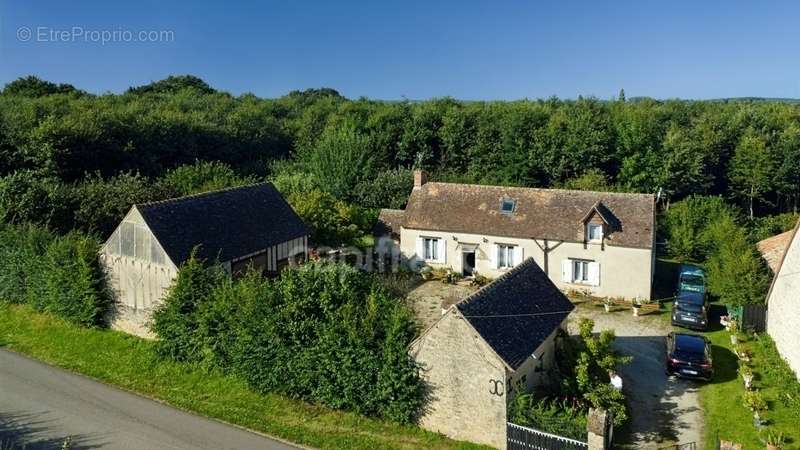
413;169;428;189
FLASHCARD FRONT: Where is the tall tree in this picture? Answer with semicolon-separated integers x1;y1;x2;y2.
729;129;774;218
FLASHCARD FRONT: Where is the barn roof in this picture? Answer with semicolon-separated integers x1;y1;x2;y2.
136;183;309;265
456;258;574;370
400;182;655;249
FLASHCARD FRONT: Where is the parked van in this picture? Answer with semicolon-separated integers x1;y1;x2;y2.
676;264;705;295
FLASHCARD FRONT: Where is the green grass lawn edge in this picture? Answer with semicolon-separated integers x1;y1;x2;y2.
0;303;489;450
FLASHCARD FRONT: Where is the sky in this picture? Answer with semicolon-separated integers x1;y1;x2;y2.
1;0;799;100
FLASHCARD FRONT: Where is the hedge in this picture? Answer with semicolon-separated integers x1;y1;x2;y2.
0;223;110;326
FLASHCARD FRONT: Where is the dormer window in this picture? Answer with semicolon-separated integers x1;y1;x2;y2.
500;198;516;214
587;223;603;242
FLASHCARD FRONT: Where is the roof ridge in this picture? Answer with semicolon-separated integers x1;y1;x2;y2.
137;182;271;209
424;181;655;198
456;257;540;309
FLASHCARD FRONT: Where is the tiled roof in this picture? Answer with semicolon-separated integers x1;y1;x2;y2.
456;258;575;370
758;230;794;274
402;182;655;249
137;183;309;265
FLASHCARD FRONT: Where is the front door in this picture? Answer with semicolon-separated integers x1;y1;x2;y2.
462;251;476;276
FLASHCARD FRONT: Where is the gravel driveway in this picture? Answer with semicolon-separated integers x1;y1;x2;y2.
567;304;704;449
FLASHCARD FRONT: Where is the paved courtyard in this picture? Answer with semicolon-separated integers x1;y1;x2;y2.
567;303;704;449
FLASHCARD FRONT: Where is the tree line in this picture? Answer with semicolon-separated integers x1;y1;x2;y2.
2;75;800;221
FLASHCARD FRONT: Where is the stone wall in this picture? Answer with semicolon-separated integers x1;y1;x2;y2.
410;309;509;449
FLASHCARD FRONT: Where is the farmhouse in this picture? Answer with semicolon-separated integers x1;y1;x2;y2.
378;170;656;300
100;183;309;337
409;258;575;448
761;219;800;378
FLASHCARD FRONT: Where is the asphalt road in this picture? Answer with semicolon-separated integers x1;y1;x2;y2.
0;349;299;450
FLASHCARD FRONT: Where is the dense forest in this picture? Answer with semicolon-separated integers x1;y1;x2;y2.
1;74;799;238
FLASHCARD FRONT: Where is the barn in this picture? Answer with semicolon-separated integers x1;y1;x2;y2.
100;183;310;337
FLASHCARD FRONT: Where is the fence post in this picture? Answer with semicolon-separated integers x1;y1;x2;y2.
586;408;610;450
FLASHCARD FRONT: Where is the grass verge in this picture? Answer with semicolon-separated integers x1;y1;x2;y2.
0;303;487;450
699;314;800;449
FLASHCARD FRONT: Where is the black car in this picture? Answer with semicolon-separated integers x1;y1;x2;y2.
666;332;714;381
671;291;708;330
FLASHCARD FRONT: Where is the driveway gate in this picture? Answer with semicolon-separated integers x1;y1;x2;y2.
507;422;588;450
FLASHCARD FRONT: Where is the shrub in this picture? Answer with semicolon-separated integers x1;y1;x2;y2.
151;251;225;361
508;394;588;441
287;189;371;246
151;260;424;423
157;160;258;197
40;233;110;326
0;170;74;232
0;224;110;326
748;212;799;242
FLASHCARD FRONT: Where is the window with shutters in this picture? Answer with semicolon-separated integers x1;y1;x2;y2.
422;237;439;261
497;244;516;269
573;259;590;282
566;259;600;286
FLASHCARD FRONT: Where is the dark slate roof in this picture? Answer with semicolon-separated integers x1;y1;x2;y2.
456;258;575;370
136;183;309;265
403;182;655;249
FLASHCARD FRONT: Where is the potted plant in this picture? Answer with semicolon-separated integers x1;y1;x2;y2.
743;389;767;416
737;347;752;363
765;429;785;450
739;365;754;390
603;297;614;313
632;298;642;317
729;319;740;345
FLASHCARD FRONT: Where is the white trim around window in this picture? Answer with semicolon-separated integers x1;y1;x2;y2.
587;223;603;242
565;258;600;286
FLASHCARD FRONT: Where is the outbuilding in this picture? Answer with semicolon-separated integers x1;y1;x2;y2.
409;257;574;448
100;183;310;337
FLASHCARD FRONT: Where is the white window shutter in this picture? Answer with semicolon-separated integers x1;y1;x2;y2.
416;237;424;259
437;239;446;263
489;244;498;269
588;262;600;286
561;260;573;282
513;246;524;266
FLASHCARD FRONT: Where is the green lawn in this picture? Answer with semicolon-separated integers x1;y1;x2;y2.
699;312;800;450
0;304;488;450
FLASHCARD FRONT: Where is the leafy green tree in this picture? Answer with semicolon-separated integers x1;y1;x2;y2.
297;124;375;200
706;215;771;305
126;75;215;95
660;195;734;261
730;129;775;218
157;160;257;197
0;170;74;232
353;168;413;209
287;190;367;246
73;172;170;235
2;76;84;97
559;169;613;192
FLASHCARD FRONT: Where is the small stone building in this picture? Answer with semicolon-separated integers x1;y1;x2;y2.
409;258;575;449
762;218;800;378
100;183;309;337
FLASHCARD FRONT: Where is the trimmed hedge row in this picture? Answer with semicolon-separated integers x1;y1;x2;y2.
0;224;110;326
151;258;424;423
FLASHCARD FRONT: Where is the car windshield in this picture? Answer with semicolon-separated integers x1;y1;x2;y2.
679;274;705;292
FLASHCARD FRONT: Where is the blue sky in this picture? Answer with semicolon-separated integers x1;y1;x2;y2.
1;0;798;100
